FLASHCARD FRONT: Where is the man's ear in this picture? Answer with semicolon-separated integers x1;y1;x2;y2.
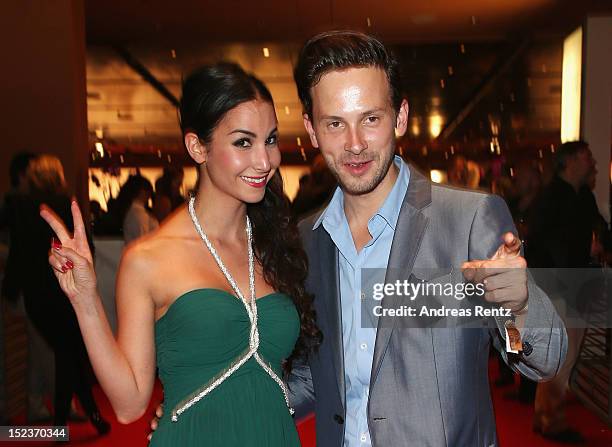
184;132;207;164
395;99;409;138
303;113;319;149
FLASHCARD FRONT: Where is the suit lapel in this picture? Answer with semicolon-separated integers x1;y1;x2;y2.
370;166;432;386
315;226;346;408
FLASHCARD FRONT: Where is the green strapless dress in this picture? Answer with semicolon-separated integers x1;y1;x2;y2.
150;289;301;446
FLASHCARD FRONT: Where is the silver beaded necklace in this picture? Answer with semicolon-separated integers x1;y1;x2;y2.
170;195;293;422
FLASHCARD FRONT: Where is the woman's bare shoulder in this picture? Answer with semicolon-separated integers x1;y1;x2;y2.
121;208;193;274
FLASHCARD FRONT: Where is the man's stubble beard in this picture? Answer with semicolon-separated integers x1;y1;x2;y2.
324;146;396;196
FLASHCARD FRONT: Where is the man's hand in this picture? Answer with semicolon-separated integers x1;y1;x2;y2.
147;404;164;442
462;232;528;315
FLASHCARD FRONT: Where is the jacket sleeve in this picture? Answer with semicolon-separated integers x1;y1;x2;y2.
468;193;567;380
286;357;315;420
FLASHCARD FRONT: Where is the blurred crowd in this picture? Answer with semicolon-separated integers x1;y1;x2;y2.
91;166;185;243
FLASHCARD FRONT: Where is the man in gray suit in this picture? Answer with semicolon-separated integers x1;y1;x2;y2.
288;31;567;446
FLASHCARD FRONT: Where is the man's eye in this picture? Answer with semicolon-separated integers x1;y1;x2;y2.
265;135;278;145
365;116;379;124
328;121;342;129
233;138;251;148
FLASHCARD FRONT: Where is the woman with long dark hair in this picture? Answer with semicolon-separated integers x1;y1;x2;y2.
41;63;320;446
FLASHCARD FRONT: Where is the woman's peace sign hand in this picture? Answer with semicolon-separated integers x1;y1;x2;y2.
40;200;98;305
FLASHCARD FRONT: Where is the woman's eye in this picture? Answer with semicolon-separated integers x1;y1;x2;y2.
265;135;278;145
233;138;251;148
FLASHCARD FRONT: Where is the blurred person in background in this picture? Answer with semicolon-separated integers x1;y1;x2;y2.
494;160;543;403
0;152;36;423
153;166;185;222
120;175;158;244
528;141;598;443
1;152;57;423
93;174;157;239
8;154;109;433
578;161;610;265
528;141;597;268
291;153;336;220
1;152;36;303
507;160;542;242
89;200;104;235
447;154;481;189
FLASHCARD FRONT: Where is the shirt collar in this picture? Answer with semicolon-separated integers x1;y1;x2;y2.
312;156;410;231
312;183;344;230
375;156;409;230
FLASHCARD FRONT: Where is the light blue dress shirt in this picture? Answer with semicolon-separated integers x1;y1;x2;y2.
313;156;410;446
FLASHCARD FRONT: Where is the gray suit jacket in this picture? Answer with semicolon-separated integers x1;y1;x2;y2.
289;163;567;447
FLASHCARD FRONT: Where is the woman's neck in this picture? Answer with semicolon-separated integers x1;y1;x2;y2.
191;183;247;242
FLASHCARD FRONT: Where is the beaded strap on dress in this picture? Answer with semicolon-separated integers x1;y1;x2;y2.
170;196;294;422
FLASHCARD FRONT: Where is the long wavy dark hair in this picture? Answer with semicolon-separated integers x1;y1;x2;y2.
179;62;321;372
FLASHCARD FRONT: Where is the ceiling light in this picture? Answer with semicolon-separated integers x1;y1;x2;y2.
429;114;443;138
561;27;582;143
430;170;445;184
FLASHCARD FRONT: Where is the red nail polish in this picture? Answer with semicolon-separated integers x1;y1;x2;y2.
52;237;62;250
66;260;74;269
61;266;67;273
